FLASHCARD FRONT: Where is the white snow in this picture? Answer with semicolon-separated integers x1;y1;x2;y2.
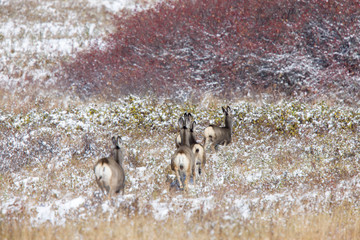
1;0;163;91
33;205;56;224
151;200;169;221
0;97;359;227
87;0;161;12
1;0;360;234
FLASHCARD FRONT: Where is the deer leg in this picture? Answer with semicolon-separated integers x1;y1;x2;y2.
193;156;199;182
104;190;110;201
198;160;204;176
107;192;112;201
100;186;105;196
98;181;105;195
201;152;206;174
201;161;206;175
108;185;116;201
184;169;189;192
204;137;211;150
203;138;208;149
192;165;197;186
211;143;217;153
175;167;183;189
101;185;110;200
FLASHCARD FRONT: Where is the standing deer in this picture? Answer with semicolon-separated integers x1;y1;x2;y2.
175;113;206;176
175;113;193;148
94;136;125;198
204;106;233;152
171;115;196;191
189;121;206;176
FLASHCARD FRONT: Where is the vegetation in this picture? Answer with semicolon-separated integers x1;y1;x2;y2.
1;96;360;239
59;0;360;103
2;208;359;239
1;0;360;239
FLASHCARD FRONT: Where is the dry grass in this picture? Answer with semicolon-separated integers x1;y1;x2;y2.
1;1;360;239
0;0;115;112
1;205;359;240
1;98;359;239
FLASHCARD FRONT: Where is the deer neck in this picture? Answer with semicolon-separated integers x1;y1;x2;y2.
113;148;122;166
225;115;232;131
189;131;197;145
180;128;191;147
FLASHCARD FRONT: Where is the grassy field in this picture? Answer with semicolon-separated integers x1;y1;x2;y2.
2;207;359;239
1;0;360;239
1;96;359;239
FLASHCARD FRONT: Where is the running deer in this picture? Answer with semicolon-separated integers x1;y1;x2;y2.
94;136;125;198
171;116;196;191
204;106;233;152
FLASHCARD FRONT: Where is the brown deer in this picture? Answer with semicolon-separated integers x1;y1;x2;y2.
175;113;206;176
175;113;193;148
189;121;206;176
204;106;233;152
171;115;196;191
94;136;125;198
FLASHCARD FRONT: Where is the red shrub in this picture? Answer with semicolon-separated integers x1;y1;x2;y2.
57;0;360;103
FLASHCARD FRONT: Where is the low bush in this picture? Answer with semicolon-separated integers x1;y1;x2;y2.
58;0;360;103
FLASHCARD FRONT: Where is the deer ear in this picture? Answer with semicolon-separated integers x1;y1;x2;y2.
227;106;231;112
222;107;226;113
112;136;117;146
184;116;191;129
117;136;122;145
191;121;196;130
184;113;189;121
184;112;192;122
178;117;184;128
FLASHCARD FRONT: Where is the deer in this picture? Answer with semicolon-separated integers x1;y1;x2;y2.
171;115;196;192
204;106;233;152
175;113;206;176
175;113;193;148
189;121;206;176
94;136;125;199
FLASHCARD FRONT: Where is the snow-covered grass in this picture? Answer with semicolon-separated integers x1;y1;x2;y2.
0;0;111;91
1;0;360;239
0;0;160;112
1;96;359;238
